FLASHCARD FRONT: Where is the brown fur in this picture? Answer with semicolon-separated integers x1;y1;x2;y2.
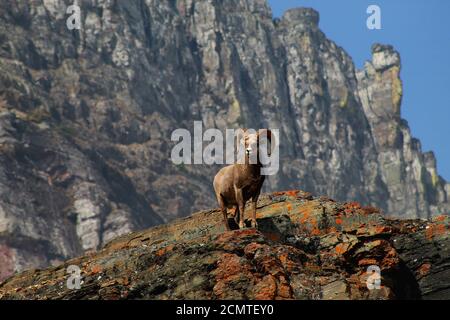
213;129;272;230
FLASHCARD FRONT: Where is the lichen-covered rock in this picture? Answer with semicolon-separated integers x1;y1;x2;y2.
0;190;448;300
0;1;448;281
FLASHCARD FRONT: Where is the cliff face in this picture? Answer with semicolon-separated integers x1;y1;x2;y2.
1;190;449;300
0;0;448;280
357;44;448;219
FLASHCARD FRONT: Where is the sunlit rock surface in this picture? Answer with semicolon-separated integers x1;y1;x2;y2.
0;191;448;300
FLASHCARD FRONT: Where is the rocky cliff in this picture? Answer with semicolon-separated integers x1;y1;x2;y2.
0;0;448;281
1;190;449;300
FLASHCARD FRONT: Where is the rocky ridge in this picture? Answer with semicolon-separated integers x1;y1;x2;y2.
0;190;449;300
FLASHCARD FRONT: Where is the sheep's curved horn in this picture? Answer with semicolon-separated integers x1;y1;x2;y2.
235;128;247;153
257;129;275;152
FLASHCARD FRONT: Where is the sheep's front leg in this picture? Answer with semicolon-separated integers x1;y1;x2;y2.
218;196;230;231
234;206;240;225
251;199;258;229
235;188;246;229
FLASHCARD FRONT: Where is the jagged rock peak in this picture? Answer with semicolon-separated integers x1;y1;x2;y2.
372;43;395;53
281;7;319;27
370;43;401;71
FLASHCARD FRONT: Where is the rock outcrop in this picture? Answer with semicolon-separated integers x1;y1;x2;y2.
0;1;448;280
1;190;448;300
357;44;448;219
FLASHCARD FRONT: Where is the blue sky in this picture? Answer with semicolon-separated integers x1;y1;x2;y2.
268;0;450;181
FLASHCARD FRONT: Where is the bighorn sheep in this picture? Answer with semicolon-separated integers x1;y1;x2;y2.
213;129;273;231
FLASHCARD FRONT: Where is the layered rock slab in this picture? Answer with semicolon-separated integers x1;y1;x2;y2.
1;190;448;300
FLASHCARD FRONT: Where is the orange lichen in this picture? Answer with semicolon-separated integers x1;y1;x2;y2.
345;202;361;209
286;203;292;212
276;276;292;299
335;243;348;255
254;275;277;300
155;244;175;256
296;202;318;224
215;228;258;244
90;264;102;274
284;190;300;197
277;253;300;273
358;258;378;266
271;190;300;198
299;211;311;224
327;226;338;233
244;243;266;257
418;263;431;276
375;226;392;234
214;253;251;284
426;224;447;240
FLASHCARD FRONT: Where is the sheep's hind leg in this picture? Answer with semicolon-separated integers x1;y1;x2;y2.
234;206;240;225
218;197;230;231
251;199;258;229
235;188;246;229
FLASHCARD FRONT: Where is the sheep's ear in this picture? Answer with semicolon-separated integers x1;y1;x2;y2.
235;128;246;152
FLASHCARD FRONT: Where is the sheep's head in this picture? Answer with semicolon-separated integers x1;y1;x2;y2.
236;129;274;164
